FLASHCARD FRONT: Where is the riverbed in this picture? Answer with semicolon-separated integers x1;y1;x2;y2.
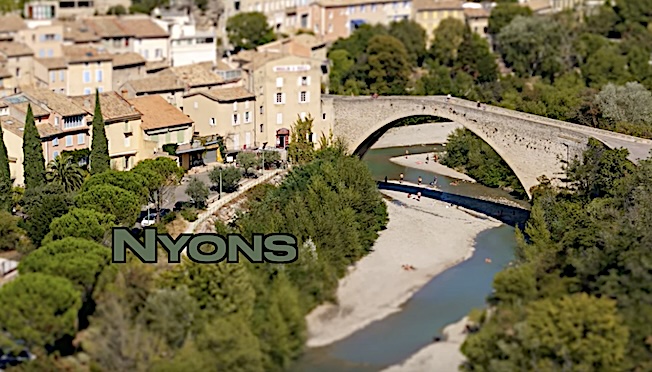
290;141;523;371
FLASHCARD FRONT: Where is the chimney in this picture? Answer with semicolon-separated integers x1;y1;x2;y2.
121;89;128;98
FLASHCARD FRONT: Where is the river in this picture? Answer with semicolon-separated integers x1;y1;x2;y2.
290;144;524;372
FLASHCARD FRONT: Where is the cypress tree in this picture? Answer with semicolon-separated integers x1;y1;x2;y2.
90;90;109;175
22;104;46;191
0;124;11;211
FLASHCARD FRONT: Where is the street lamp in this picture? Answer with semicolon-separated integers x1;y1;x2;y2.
261;142;268;173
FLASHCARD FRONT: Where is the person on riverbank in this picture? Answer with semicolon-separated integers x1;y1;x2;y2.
417;191;422;201
405;150;409;159
434;154;438;162
425;155;429;164
399;173;404;183
418;176;422;185
384;176;388;183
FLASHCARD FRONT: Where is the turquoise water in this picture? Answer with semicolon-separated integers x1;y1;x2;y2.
290;144;522;372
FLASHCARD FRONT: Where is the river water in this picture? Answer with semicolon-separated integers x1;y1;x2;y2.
290;144;523;372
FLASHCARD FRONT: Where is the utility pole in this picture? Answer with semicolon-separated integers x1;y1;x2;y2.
219;167;222;199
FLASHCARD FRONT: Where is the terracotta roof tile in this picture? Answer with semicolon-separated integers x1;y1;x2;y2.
464;8;490;18
62;45;113;63
21;88;87;116
128;95;193;130
35;57;67;70
190;87;254;102
70;91;141;122
414;0;464;11
36;122;61;138
1;117;24;138
117;18;168;38
83;16;131;38
0;41;33;57
125;74;185;93
112;52;146;68
0;67;11;78
60;20;101;43
159;63;224;88
0;15;26;33
145;60;170;72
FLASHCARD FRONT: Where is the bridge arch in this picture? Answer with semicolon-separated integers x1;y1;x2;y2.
325;95;652;200
351;108;530;198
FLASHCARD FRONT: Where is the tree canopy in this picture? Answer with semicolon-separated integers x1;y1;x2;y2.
226;12;277;51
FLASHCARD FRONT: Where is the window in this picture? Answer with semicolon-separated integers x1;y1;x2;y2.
143;50;149;59
53;151;59;158
210;117;215;126
59;70;64;81
260;124;263;133
15;68;19;77
39;49;45;58
124;136;130;147
52;137;59;146
65;135;73;146
96;70;103;82
194;101;198;109
50;71;55;83
276;77;283;87
83;88;91;95
275;92;284;104
244;101;250;109
47;49;53;57
299;91;309;103
232;113;239;125
233;102;238;111
259;105;263;114
155;49;162;58
299;76;309;86
54;116;60;127
233;134;239;149
177;131;184;143
244;111;251;123
77;133;84;144
98;87;103;93
83;70;90;83
245;132;251;147
63;115;84;129
276;113;283;124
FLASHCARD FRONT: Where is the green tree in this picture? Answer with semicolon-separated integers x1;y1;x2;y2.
21;183;71;247
0;124;11;211
236;151;259;173
160;258;256;319
388;19;426;67
208;166;243;192
42;208;117;245
75;184;141;226
581;45;630;88
82;170;149;204
226;12;276;51
19;237;111;298
107;4;127;14
0;273;81;351
366;34;411;95
262;150;281;168
139;288;202;349
0;211;32;253
287;114;315;165
327;49;355;94
132;157;184;221
22;104;46;191
46;152;85;192
90;90;110;175
594;82;652;125
185;177;210;208
457;31;498;83
429;18;468;67
487;3;533;36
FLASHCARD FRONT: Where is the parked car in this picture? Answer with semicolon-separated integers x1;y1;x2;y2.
140;210;170;227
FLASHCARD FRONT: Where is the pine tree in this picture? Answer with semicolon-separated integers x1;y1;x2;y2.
0;124;11;211
90;90;109;175
22;104;46;191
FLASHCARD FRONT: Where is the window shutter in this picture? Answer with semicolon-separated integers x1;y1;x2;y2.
297;76;301;86
307;76;311;85
306;91;310;102
282;93;286;104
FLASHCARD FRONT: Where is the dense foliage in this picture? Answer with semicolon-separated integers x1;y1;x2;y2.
89;91;110;175
462;140;652;370
226;12;277;51
22;105;46;192
0;123;11;211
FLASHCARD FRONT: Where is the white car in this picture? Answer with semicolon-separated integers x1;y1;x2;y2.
141;213;158;227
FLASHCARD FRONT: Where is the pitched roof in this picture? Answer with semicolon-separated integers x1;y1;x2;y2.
239;51;287;71
1;117;24;138
112;52;146;68
0;15;26;33
128;95;193;130
36;122;61;138
0;67;11;78
315;0;396;6
60;20;101;43
0;41;33;57
413;0;464;11
70;91;141;122
62;45;113;63
189;87;255;102
145;60;170;72
117;18;168;38
21;88;87;117
159;63;224;88
83;16;132;38
464;7;490;18
8;101;50;118
35;57;67;70
125;74;185;93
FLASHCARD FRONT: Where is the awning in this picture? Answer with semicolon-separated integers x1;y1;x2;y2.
110;150;138;158
276;128;290;135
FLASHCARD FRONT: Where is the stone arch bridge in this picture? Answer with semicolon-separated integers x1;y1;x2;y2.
319;95;652;199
